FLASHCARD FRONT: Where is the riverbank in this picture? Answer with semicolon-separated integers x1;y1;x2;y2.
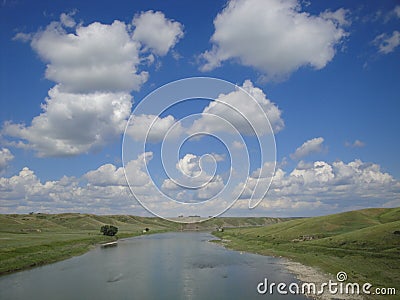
281;259;363;300
0;213;178;275
212;207;400;300
0;232;117;275
212;238;359;299
0;213;288;275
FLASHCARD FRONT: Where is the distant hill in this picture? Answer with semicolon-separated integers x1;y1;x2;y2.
0;213;179;274
0;213;290;274
0;213;177;233
0;213;292;233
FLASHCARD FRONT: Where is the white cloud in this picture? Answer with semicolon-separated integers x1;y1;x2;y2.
3;86;132;157
0;167;43;202
232;140;245;149
84;164;127;187
162;153;215;190
189;80;284;135
345;139;365;148
234;159;400;216
124;152;155;188
319;8;351;27
132;10;184;56
126;114;183;143
196;176;225;200
290;137;325;160
0;148;14;173
30;19;147;93
85;152;153;188
373;31;400;54
12;32;32;43
0;153;155;214
385;5;400;22
0;156;399;216
177;153;202;177
161;153;226;202
60;12;76;28
290;161;334;184
200;0;349;80
162;175;225;202
5;11;184;157
395;6;400;18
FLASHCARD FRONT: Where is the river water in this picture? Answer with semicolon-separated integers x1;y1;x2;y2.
0;232;306;299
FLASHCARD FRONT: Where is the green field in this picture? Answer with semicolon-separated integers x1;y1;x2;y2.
0;213;180;275
0;213;289;275
213;207;400;299
3;209;399;299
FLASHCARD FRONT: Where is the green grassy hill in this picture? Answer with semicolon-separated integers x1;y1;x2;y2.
0;213;180;275
3;208;398;299
0;213;289;275
180;216;291;230
213;207;400;299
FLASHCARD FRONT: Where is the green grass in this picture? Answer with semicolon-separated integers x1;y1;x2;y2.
0;213;179;275
7;208;396;299
213;207;400;300
0;213;288;275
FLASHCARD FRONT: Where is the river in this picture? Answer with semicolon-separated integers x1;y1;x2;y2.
0;232;307;299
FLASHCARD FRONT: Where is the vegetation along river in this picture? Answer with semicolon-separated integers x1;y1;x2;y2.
0;232;306;299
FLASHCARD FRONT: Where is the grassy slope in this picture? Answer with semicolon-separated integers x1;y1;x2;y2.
181;216;291;230
213;208;400;299
0;213;179;275
0;213;288;275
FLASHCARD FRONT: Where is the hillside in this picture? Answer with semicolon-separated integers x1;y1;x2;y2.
0;213;180;275
0;213;290;275
213;207;400;299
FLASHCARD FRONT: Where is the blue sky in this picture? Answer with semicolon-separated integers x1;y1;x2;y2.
0;0;399;218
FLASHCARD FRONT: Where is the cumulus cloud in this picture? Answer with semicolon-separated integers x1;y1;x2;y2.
163;153;216;188
189;80;284;135
3;87;132;156
373;31;400;54
319;8;351;26
84;164;127;187
126;80;282;145
0;153;156;214
0;148;14;173
290;137;325;160
5;11;184;157
162;175;225;202
345;139;365;148
234;159;400;216
0;156;399;216
161;153;225;202
174;153;224;178
126;114;184;143
60;11;77;28
85;152;153;188
196;176;225;200
200;0;349;80
0;167;43;202
177;153;202;177
30;19;147;93
132;10;184;56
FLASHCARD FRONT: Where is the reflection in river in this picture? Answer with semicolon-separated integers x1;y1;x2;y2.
0;232;306;300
